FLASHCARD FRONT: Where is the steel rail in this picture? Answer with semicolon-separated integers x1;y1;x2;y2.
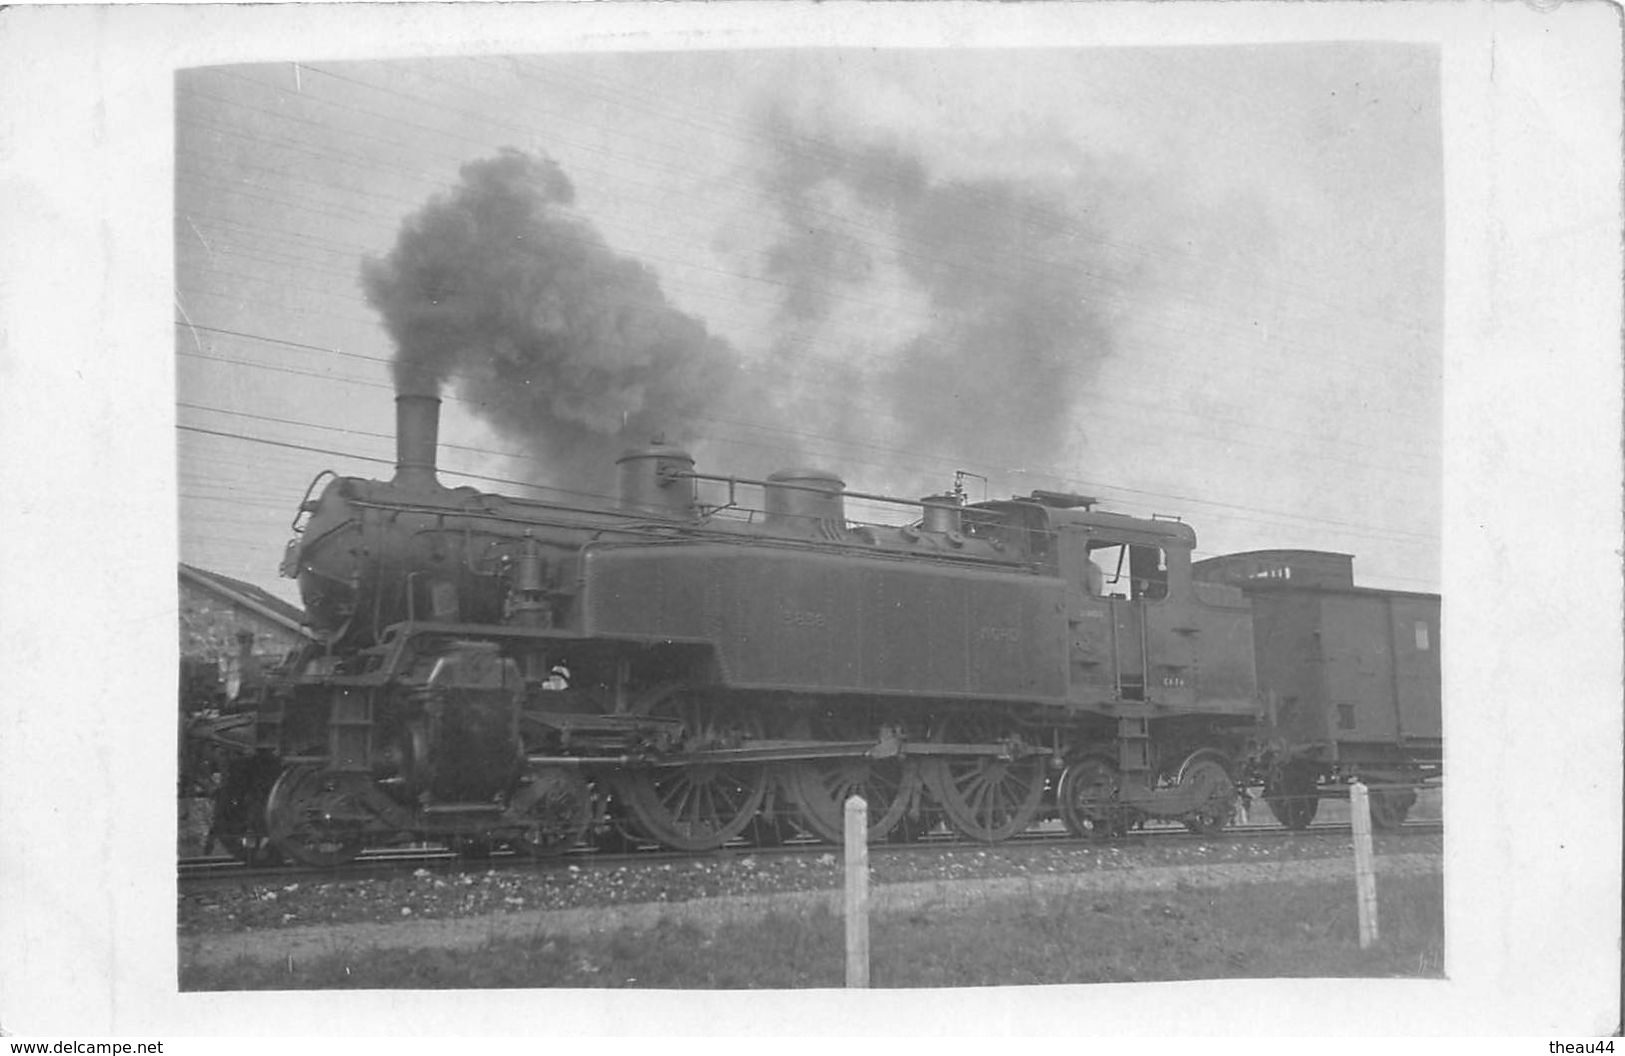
179;817;1443;888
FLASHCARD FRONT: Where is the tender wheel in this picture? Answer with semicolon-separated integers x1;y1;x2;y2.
507;767;593;856
920;717;1046;843
616;695;767;852
1057;756;1134;839
263;766;366;867
1367;786;1416;830
785;755;918;844
1178;755;1235;835
1265;762;1321;830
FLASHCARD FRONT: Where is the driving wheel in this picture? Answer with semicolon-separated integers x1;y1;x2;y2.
616;695;768;852
920;716;1046;843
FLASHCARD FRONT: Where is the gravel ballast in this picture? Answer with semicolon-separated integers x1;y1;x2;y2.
179;837;1442;970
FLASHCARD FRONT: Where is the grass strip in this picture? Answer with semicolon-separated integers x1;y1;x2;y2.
183;872;1444;990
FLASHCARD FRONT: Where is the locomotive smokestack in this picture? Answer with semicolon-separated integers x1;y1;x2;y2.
394;391;442;490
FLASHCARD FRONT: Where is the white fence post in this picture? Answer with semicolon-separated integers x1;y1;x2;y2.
1349;779;1379;948
844;793;870;988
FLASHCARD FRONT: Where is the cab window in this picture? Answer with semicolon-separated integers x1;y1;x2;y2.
1087;542;1168;600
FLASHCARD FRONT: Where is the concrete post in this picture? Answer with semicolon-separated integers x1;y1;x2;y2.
1350;779;1380;948
844;793;869;987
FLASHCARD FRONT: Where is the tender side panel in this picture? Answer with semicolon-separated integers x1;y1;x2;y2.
582;544;1069;701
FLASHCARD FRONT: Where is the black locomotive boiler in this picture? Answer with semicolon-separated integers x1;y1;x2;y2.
200;390;1438;865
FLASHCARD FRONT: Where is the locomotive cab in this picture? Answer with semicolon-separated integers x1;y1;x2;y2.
957;494;1256;714
1050;507;1255;714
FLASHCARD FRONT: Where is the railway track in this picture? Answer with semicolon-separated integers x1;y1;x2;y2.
179;815;1443;890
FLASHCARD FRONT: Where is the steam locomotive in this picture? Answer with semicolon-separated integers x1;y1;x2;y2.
198;391;1440;865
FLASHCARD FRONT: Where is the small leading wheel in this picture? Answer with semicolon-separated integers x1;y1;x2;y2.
507;767;593;857
1367;787;1417;830
920;717;1046;843
1265;763;1321;830
1057;756;1134;839
263;766;366;867
785;754;918;844
1178;755;1236;835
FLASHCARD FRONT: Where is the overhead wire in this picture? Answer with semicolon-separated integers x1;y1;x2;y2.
173;135;1444;428
183;64;1441;396
171;277;1440;482
176;416;1441;590
174;63;1441;582
177;385;1438;548
175;321;1440;520
171;151;1436;428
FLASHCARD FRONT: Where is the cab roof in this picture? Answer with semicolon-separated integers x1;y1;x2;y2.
972;495;1199;547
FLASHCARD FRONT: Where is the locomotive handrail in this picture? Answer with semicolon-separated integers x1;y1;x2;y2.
577;530;1041;573
290;469;337;532
336;488;1074;569
382;620;591;642
682;469;943;514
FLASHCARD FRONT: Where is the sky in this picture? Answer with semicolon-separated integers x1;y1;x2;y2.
175;43;1444;603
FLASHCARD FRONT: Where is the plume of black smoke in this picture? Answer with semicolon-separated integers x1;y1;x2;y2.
758;112;1129;487
362;149;742;494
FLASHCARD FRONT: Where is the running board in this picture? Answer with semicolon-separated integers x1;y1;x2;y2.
527;734;1049;770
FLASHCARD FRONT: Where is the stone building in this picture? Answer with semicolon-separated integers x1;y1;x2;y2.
178;563;310;705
